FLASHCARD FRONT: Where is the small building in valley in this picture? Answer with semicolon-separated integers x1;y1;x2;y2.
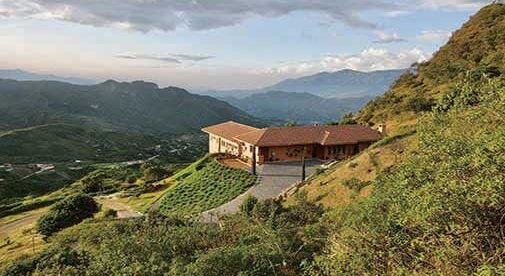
202;121;383;165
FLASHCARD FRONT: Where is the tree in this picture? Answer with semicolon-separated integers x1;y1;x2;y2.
141;163;170;182
284;121;297;127
339;113;357;125
37;194;99;237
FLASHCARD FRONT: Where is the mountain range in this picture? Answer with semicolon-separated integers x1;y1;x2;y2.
0;79;262;134
198;69;406;99
223;91;372;124
0;69;96;85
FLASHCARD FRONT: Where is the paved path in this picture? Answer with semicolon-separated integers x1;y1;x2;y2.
201;160;324;222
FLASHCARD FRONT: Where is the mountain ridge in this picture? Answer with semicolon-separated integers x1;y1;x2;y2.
198;68;406;99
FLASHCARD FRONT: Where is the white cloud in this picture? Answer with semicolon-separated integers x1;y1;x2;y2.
373;31;407;43
416;30;452;41
0;0;403;32
257;48;430;76
417;0;489;10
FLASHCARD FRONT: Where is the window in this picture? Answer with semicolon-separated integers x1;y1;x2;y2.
250;145;254;152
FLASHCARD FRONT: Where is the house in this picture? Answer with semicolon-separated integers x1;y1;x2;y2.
202;121;383;165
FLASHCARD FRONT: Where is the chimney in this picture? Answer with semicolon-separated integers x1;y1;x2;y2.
378;124;386;136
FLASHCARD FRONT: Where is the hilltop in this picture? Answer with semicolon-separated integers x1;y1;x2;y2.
0;79;263;134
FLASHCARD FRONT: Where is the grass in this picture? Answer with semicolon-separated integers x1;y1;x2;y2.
159;157;256;216
0;207;49;263
285;134;417;209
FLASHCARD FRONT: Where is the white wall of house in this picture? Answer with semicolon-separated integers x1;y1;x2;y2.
208;134;240;156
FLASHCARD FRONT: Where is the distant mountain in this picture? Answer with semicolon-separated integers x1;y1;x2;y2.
0;79;263;134
198;69;406;99
0;69;96;85
223;91;372;124
265;69;407;98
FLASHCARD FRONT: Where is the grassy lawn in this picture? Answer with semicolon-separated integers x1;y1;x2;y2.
159;158;256;216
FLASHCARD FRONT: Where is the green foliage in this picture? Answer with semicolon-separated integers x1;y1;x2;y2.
159;159;257;216
308;75;505;274
3;200;325;275
284;121;298;127
0;79;262;135
339;112;357;125
357;3;505;125
239;196;258;217
141;163;171;182
341;178;370;193
36;194;99;237
80;171;107;193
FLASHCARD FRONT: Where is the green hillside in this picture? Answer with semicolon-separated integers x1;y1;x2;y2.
0;79;263;134
0;124;161;163
1;4;504;275
357;3;505;133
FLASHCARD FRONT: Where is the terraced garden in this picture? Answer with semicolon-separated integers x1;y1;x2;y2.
159;159;256;216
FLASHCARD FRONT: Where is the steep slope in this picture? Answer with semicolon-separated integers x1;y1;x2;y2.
357;3;505;133
223;91;371;124
0;79;263;134
295;2;505;209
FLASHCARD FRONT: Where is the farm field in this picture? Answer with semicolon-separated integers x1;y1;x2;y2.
159;158;257;216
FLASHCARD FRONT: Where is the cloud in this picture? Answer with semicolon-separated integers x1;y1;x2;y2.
373;31;407;44
0;0;402;32
416;30;452;41
114;53;214;64
417;0;489;9
257;48;430;75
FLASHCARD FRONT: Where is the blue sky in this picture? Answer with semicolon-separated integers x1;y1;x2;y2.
0;0;489;90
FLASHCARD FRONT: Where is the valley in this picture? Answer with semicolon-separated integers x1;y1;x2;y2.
0;2;504;275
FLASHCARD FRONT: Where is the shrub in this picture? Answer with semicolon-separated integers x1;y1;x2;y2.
80;171;107;193
239;196;258;217
36;194;99;237
341;178;369;193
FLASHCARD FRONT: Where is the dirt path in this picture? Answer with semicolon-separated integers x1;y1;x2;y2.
97;195;143;219
0;209;47;239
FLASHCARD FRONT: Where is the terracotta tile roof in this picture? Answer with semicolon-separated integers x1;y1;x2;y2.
203;121;382;147
201;121;260;141
234;124;382;147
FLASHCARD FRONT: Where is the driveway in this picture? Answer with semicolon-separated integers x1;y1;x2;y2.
201;160;324;222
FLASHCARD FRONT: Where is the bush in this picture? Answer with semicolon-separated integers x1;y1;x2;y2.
239;196;258;217
342;178;370;193
36;194;99;237
80;171;107;193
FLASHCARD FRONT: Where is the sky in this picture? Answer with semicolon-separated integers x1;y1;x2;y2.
0;0;491;90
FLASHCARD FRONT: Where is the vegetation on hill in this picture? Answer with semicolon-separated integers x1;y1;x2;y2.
0;79;262;134
305;74;505;274
0;124;162;163
1;195;324;275
1;4;504;275
357;3;505;133
159;158;256;216
36;194;99;237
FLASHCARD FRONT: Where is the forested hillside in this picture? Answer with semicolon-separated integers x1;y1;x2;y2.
1;3;504;275
0;79;261;134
